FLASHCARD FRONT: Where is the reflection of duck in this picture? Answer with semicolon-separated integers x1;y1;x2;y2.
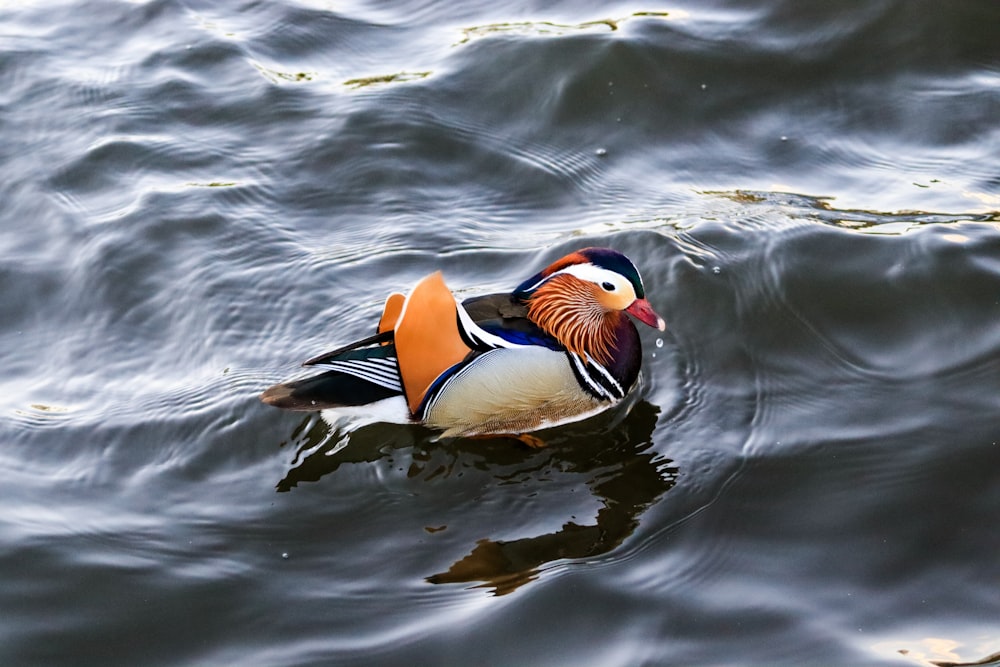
427;400;675;595
261;248;665;440
274;400;675;596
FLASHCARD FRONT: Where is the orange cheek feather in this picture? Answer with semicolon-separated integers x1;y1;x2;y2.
595;286;635;311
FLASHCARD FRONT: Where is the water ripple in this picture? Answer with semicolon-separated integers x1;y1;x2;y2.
3;0;1000;664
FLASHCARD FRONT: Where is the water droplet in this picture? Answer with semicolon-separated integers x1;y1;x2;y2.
780;135;788;141
595;147;608;157
713;266;721;274
700;83;707;90
655;338;664;348
282;552;289;560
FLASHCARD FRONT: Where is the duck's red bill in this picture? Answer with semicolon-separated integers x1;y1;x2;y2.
626;298;666;331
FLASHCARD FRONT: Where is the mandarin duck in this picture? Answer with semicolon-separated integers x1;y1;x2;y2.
260;247;665;439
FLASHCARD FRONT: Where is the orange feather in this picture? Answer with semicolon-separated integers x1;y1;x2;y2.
377;292;405;335
525;274;619;366
392;272;474;415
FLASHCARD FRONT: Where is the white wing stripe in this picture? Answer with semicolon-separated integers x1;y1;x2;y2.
320;359;398;379
321;359;402;391
455;299;529;350
322;366;399;387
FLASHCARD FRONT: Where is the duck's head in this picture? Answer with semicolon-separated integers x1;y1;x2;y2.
514;247;666;361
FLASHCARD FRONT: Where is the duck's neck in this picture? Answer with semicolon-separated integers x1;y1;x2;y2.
525;275;621;367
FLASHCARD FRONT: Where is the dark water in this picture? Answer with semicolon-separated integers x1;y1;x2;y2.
3;0;999;665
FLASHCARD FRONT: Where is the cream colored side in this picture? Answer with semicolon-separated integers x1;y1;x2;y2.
423;347;610;437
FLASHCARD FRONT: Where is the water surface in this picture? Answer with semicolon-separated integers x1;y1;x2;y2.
2;0;999;665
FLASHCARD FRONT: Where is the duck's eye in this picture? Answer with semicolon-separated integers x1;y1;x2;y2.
601;281;616;291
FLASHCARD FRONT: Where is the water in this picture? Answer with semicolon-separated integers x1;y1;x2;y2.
2;0;999;665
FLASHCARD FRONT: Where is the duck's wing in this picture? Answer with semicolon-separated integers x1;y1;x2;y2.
460;293;562;350
461;292;528;321
260;289;406;410
259;342;402;410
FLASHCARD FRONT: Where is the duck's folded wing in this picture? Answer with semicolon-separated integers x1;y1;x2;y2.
460;293;561;349
299;330;395;367
260;344;402;410
461;292;528;321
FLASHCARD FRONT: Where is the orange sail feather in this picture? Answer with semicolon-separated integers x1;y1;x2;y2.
392;272;474;414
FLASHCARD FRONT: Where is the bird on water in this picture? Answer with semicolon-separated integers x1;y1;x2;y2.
261;247;665;442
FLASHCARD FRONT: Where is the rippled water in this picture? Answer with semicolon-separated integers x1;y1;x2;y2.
3;0;999;665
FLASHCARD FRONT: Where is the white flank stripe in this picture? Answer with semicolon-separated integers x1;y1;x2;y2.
570;353;614;400
583;352;624;398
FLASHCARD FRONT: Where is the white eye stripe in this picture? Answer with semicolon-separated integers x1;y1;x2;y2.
553;263;612;282
552;264;635;296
